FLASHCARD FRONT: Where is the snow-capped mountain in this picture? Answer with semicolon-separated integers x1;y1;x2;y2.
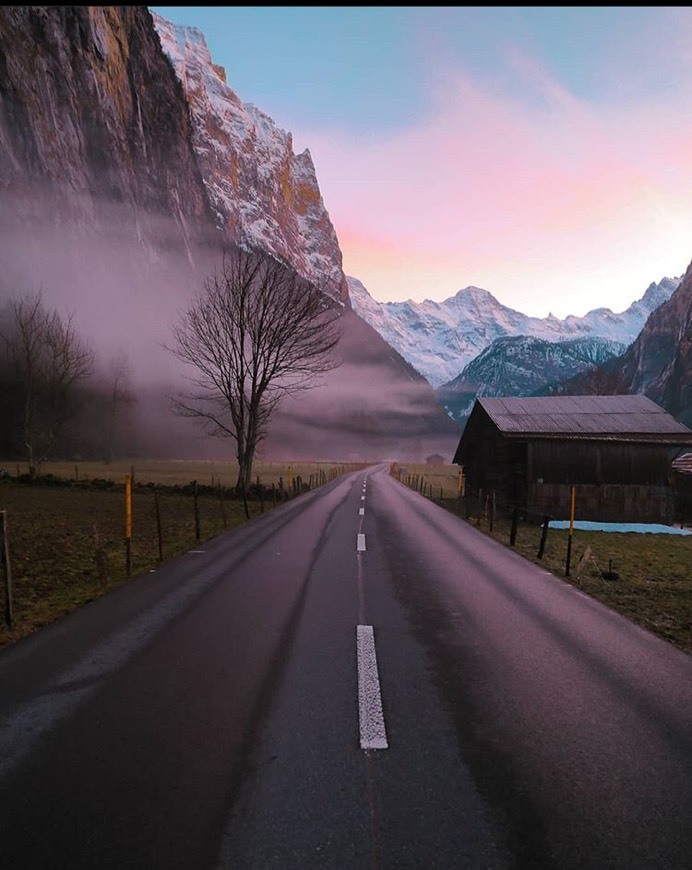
437;335;627;422
348;275;680;387
152;13;349;306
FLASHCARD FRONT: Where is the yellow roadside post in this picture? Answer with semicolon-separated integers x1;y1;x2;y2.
125;473;132;577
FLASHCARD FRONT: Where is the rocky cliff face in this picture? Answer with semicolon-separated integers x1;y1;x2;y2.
609;264;692;425
0;5;217;260
151;13;350;307
548;261;692;425
659;275;692;425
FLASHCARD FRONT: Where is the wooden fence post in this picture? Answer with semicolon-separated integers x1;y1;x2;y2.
509;503;519;547
193;480;202;539
537;516;550;559
1;510;13;628
154;492;163;561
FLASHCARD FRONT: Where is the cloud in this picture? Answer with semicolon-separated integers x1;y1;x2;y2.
303;45;692;318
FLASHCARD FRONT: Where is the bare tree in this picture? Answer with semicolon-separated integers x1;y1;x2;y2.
0;292;94;476
167;246;342;493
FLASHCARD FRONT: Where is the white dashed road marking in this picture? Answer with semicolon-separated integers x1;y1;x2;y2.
357;533;366;552
356;625;388;750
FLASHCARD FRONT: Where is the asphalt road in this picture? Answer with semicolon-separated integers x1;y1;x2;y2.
1;464;691;869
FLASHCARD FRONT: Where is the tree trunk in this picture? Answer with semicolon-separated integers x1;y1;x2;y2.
235;441;256;520
236;443;256;494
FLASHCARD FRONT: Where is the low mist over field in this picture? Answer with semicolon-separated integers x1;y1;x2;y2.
0;202;458;464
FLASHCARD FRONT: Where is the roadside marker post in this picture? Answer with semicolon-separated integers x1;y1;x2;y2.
125;473;132;577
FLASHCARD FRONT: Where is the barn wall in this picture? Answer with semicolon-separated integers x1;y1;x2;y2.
527;482;675;523
530;441;677;486
462;418;511;502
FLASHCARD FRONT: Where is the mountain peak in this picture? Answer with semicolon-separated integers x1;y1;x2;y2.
452;285;500;305
350;275;680;387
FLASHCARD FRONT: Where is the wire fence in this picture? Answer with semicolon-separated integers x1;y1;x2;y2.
0;461;367;636
390;463;631;580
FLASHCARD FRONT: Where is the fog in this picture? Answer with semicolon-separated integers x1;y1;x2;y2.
0;198;460;464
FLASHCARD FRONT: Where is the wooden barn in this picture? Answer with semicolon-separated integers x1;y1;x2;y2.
453;395;692;524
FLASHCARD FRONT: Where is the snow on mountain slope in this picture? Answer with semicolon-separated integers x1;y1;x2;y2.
437;334;627;422
348;275;680;387
152;13;349;306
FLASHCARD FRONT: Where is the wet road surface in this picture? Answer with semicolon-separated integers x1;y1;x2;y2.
1;464;691;869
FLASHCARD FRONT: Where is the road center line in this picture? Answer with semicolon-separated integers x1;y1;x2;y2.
356;625;388;750
359;507;365;516
357;533;366;552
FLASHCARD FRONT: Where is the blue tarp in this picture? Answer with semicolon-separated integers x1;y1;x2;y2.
548;521;692;536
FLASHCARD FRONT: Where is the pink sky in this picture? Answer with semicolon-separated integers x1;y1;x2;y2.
152;6;692;320
302;42;692;318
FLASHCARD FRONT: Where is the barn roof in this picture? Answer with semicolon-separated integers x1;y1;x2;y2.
472;395;691;441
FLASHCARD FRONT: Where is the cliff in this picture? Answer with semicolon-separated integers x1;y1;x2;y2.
549;261;692;426
152;12;350;306
0;5;217;260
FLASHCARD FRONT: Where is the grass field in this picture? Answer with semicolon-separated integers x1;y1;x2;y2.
2;458;365;489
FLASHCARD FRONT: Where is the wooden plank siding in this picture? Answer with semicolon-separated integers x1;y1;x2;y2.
465;437;678;522
527;482;675;524
530;441;678;486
